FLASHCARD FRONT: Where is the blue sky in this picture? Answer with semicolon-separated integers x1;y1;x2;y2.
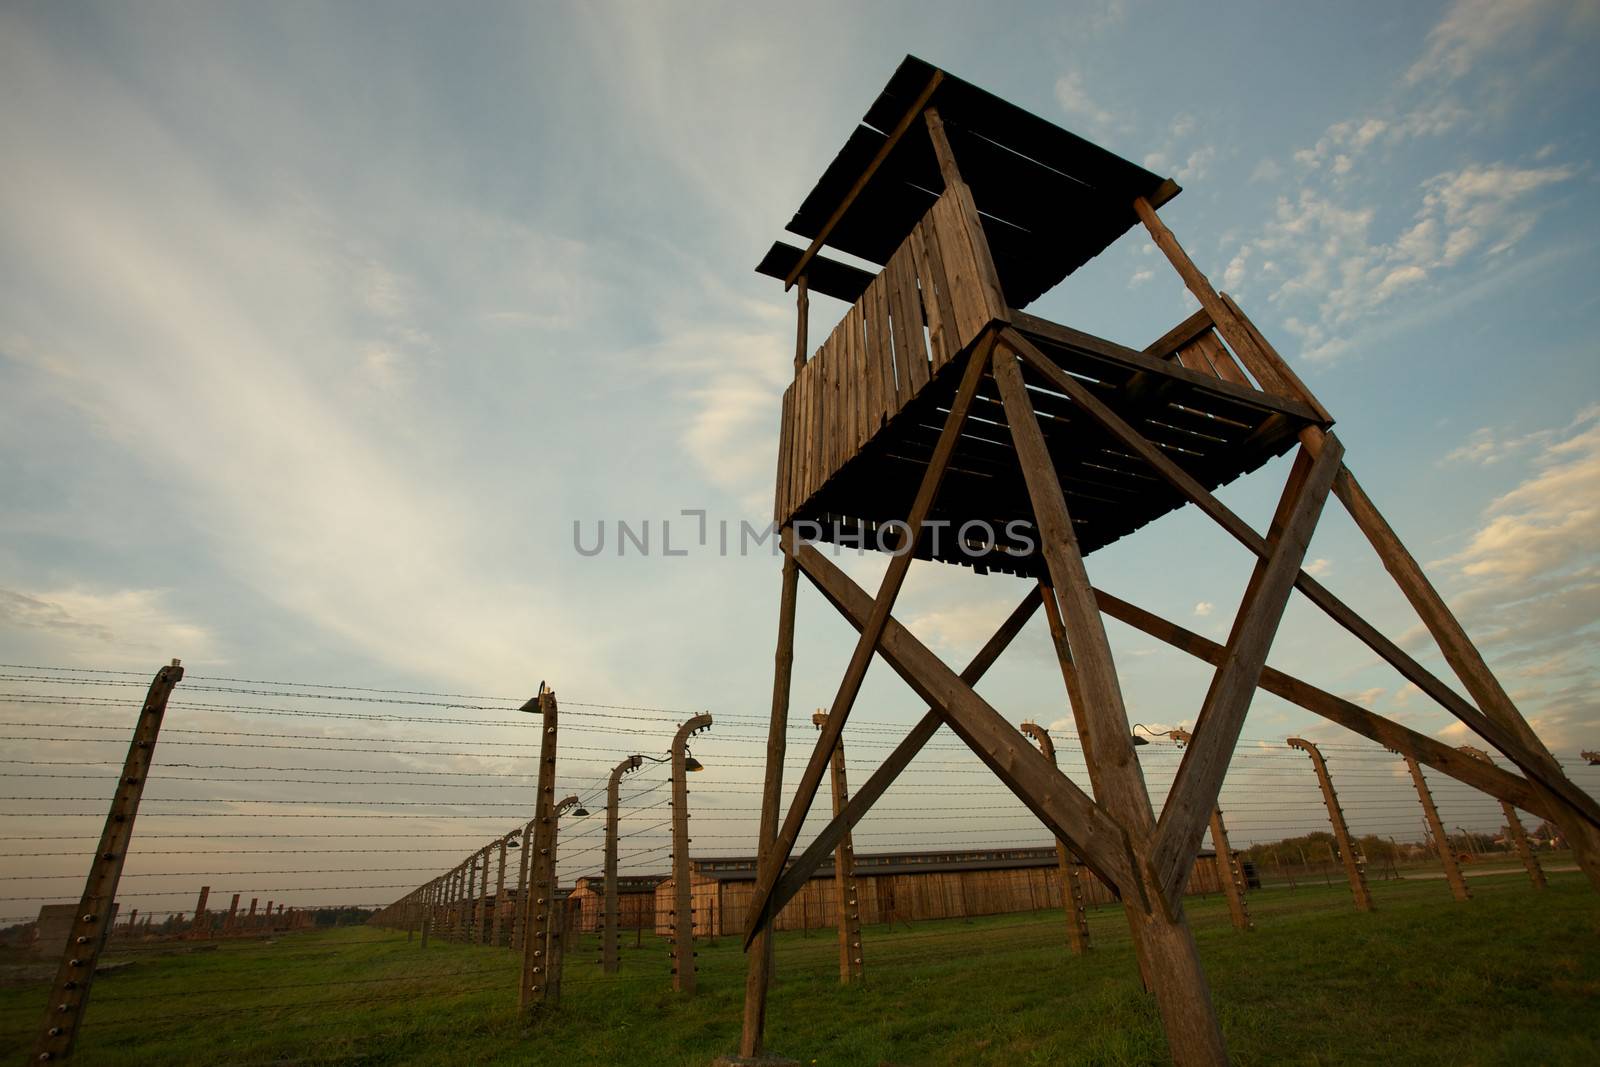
2;1;1598;912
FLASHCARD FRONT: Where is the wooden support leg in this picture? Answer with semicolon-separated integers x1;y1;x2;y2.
1334;467;1600;891
1151;438;1343;907
760;591;1040;924
732;549;801;1065
991;344;1227;1065
744;342;994;943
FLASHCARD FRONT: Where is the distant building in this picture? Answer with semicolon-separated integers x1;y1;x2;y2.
567;874;665;934
653;846;1237;937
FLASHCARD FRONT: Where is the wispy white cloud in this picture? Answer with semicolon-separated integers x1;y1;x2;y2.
0;18;601;691
1192;601;1214;618
1222;0;1585;363
0;587;215;664
1055;71;1115;130
1429;407;1600;749
1229;161;1575;362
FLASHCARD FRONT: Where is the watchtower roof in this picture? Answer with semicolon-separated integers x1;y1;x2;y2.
756;55;1176;307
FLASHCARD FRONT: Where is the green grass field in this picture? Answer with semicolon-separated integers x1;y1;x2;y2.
4;871;1596;1066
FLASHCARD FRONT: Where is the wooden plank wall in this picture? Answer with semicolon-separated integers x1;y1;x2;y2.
656;856;1229;937
570;885;658;934
774;189;1006;523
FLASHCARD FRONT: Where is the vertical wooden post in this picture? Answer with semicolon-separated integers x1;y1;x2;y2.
1460;746;1545;889
124;909;137;937
478;846;491;945
734;545;801;1063
1287;738;1373;911
513;817;536;950
603;753;642;974
34;659;183;1063
727;276;809;1065
521;687;563;1015
995;346;1228;1067
1168;729;1252;932
1019;721;1092;953
811;710;865;983
670;713;713;994
545;889;570;1005
189;886;211;939
1402;754;1470;901
493;837;510;947
225;894;240;936
247;897;257;932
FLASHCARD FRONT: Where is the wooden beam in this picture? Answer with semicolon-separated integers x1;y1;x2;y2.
1150;437;1343;908
1219;293;1332;423
743;341;994;944
1132;196;1291;399
1334;465;1600;887
737;548;799;1059
991;345;1154;879
1010;310;1319;422
784;72;944;289
1002;326;1590;821
992;341;1228;1064
1092;588;1553;818
757;589;1040;933
1142;307;1214;361
788;538;1141;901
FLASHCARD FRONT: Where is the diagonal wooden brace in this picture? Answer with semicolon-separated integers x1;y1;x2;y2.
1149;436;1343;907
752;588;1042;939
1000;326;1597;831
789;538;1141;904
742;340;995;941
1093;588;1553;820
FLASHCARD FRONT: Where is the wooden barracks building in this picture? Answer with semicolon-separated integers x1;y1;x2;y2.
650;846;1247;937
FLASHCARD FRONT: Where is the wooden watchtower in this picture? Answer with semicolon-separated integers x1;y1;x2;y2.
727;56;1600;1067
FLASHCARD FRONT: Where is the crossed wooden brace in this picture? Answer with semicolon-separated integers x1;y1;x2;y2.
742;326;1599;943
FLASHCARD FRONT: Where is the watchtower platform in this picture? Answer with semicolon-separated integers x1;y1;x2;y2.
760;56;1327;572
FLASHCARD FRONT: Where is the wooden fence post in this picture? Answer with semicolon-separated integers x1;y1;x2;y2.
188;886;211;939
1166;728;1252;932
603;753;643;974
671;713;714;994
1288;738;1373;911
33;659;183;1063
225;894;240;936
1460;746;1546;889
512;817;535;950
478;846;492;945
493;837;510;947
520;687;564;1016
1020;720;1092;953
1401;754;1470;901
812;710;865;982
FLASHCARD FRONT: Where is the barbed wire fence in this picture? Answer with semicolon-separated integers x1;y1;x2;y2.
2;660;1594;1059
